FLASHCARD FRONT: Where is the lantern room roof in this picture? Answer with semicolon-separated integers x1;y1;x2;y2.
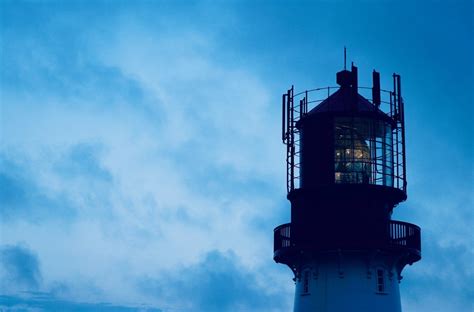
305;87;392;122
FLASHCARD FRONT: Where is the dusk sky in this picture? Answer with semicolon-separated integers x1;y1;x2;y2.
0;1;472;311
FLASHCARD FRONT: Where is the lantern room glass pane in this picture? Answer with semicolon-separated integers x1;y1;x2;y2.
334;117;394;186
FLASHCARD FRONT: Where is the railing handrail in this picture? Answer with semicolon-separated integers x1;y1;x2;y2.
274;222;291;233
274;221;421;254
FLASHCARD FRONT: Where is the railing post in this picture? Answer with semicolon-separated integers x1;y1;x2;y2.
305;90;308;114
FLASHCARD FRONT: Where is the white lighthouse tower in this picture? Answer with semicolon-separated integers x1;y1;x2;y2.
274;63;421;311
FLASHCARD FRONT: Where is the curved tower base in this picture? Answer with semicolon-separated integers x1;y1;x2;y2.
293;252;403;312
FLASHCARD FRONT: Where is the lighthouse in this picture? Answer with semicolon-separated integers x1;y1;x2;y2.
274;61;421;311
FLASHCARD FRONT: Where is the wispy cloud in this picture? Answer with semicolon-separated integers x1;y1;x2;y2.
1;3;290;310
0;292;162;312
138;250;290;312
0;244;42;292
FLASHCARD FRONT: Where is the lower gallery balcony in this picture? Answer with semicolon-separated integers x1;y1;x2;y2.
273;220;421;265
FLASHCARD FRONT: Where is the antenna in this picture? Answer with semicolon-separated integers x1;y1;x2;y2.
372;70;381;107
344;46;347;70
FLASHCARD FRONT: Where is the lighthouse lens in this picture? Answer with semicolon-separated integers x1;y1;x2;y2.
334;117;393;186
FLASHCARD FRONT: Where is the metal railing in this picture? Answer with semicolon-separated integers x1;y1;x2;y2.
273;220;420;255
273;222;292;252
389;220;421;249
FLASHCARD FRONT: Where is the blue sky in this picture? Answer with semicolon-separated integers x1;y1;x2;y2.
0;0;472;311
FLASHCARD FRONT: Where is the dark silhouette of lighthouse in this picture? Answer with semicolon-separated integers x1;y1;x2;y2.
274;58;421;311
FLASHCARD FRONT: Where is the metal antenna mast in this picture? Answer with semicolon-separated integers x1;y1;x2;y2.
344;46;347;70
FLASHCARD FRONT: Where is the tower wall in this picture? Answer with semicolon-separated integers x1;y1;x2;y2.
294;252;402;312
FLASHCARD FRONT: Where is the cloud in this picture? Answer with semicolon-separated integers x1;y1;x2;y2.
0;143;115;222
0;246;290;311
0;156;74;222
0;244;42;292
401;238;474;312
0;293;162;312
0;244;163;311
138;250;289;312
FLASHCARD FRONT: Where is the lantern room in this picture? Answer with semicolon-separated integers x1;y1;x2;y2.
282;64;406;202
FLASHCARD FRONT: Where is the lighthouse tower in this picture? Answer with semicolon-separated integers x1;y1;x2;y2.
274;62;421;311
